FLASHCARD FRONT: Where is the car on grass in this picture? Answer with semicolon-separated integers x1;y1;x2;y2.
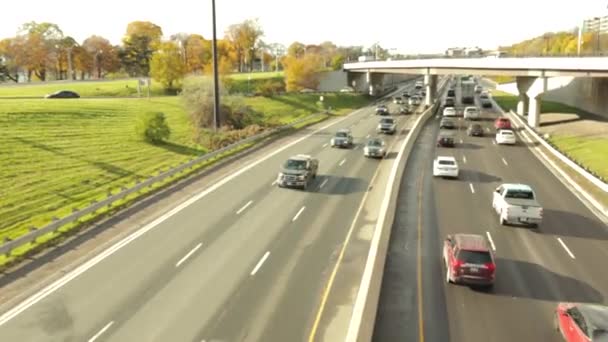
45;90;80;99
363;138;387;158
377;117;397;134
555;302;608;342
276;154;319;190
467;123;484;137
443;234;496;288
496;129;517;145
433;156;459;178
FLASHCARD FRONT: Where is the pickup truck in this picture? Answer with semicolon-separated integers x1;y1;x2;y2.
277;154;319;190
492;183;543;227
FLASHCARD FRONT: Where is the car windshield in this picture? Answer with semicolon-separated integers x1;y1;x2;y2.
336;132;348;138
438;160;455;165
284;159;307;170
504;189;535;199
466;108;478;113
368;139;383;147
471;124;482;129
457;250;492;264
381;118;394;124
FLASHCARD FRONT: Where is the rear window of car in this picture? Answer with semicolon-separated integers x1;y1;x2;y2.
381;118;394;124
457;250;492;264
438;160;455;165
466;108;478;113
500;131;513;136
336;132;348;137
505;189;535;200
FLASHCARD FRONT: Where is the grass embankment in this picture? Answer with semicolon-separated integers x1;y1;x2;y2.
487;76;516;84
0;72;285;98
0;92;368;265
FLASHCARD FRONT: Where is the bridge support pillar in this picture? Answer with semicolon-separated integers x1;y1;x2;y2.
517;94;529;116
527;77;547;129
425;74;437;106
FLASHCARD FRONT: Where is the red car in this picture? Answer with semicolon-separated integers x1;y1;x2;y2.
494;117;512;130
555;302;608;341
443;234;496;288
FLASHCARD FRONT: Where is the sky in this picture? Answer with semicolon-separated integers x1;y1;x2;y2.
0;0;605;54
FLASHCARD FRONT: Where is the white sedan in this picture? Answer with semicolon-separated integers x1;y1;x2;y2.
496;129;517;145
433;156;459;178
443;107;457;117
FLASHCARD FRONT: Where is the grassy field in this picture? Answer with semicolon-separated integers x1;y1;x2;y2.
0;92;369;249
487;76;516;84
0;72;285;98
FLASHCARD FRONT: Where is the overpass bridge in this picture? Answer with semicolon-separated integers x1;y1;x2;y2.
344;57;608;128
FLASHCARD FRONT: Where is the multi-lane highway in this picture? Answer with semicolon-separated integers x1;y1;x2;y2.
0;79;426;341
374;79;608;341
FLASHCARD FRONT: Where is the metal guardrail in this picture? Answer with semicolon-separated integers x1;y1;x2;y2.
0;113;325;257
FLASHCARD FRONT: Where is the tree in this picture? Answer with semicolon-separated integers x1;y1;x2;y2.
121;21;163;76
181;76;229;134
71;46;93;80
225;19;263;72
135;112;171;144
0;38;19;82
150;42;186;90
83;35;119;78
184;34;211;73
283;53;323;91
331;54;346;70
16;21;65;81
287;42;306;58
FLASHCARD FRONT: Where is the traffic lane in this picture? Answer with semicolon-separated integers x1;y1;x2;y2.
197;107;421;342
84;100;418;337
0;102;383;340
430;116;566;342
202;142;388;342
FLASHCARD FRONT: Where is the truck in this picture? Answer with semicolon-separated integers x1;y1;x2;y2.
276;154;319;190
492;183;543;227
461;80;475;104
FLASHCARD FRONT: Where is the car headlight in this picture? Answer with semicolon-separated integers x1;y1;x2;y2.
297;175;306;180
363;147;369;153
278;173;284;179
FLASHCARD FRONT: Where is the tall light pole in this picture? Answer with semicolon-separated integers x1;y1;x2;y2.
211;0;221;130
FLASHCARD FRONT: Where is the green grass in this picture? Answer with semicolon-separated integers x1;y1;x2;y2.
0;92;369;264
0;72;286;98
487;76;516;84
548;135;608;180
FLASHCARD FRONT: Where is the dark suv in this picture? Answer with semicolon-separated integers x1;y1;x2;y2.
443;234;496;288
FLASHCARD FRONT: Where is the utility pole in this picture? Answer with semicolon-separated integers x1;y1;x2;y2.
211;0;221;130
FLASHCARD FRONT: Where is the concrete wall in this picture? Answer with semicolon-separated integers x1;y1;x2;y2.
496;77;608;119
317;71;348;92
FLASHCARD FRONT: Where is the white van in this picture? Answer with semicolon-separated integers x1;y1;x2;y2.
463;106;480;120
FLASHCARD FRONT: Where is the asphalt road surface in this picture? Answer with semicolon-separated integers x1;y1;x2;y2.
374;78;608;342
0;80;425;342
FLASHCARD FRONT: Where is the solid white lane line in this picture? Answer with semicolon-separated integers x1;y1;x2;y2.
339;159;346;166
271;180;277;186
521;131;533;143
319;179;329;189
463;155;467;164
557;238;576;259
469;183;475;194
492;139;497;145
175;243;203;267
250;251;270;276
292;206;306;222
501;157;508;166
0;101;364;327
486;232;496;251
322;143;328;148
236;200;254;215
88;321;114;342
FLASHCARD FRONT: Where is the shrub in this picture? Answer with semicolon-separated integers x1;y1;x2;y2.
255;79;285;97
135;112;171;144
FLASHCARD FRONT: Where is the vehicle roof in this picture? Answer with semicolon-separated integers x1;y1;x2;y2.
501;183;533;191
498;129;514;134
290;154;312;161
336;128;351;133
436;156;457;162
577;303;608;331
380;117;394;122
464;106;479;110
453;234;490;252
496;117;510;121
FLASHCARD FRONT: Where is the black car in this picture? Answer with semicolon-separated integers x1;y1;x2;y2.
467;123;484;136
45;90;80;99
447;89;456;97
481;98;492;108
437;133;456;147
440;118;457;129
403;92;410;98
444;97;455;108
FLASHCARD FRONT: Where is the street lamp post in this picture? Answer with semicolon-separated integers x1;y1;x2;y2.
211;0;221;130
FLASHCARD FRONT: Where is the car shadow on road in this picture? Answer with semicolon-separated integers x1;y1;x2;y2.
460;170;502;183
532;209;608;240
384;151;398;160
315;175;368;195
479;259;604;303
458;142;483;150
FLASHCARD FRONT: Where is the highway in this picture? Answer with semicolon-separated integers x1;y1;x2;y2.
0;79;424;341
374;78;608;341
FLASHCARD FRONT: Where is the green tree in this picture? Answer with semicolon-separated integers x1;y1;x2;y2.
287;41;306;58
283;53;323;91
331;54;346;70
120;21;163;76
150;42;186;90
135;112;171;144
